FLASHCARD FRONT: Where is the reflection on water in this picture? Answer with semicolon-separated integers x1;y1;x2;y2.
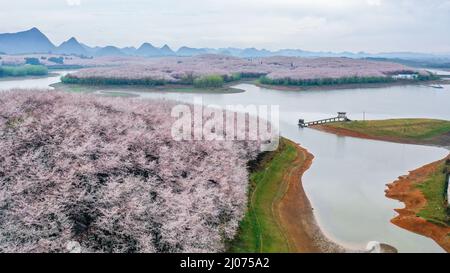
0;76;449;252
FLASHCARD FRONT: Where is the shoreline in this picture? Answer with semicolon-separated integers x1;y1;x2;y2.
386;157;450;252
276;140;346;253
312;124;450;148
234;138;399;253
254;79;447;92
312;124;450;252
0;72;58;82
229;138;349;253
51;82;245;94
49;77;447;94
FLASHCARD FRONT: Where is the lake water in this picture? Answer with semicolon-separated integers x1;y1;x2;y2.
1;72;449;252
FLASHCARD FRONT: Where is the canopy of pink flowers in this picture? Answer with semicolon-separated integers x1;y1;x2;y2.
65;55;417;82
0;90;259;253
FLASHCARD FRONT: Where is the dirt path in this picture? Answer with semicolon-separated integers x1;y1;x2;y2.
275;140;346;253
386;158;450;252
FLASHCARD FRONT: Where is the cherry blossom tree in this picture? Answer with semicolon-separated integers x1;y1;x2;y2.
0;90;260;253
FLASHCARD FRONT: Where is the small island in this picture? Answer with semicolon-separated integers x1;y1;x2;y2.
57;55;440;91
312;119;450;252
314;119;450;147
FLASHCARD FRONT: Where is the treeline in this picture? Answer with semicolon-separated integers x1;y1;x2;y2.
417;73;440;81
61;75;167;86
0;65;48;77
61;72;441;89
259;75;394;86
62;74;231;88
61;71;269;89
62;75;225;88
193;75;224;88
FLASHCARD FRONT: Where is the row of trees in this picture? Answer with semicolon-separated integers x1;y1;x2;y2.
62;71;271;89
62;74;232;89
61;75;167;86
193;75;225;88
0;90;260;253
259;75;394;86
0;65;48;77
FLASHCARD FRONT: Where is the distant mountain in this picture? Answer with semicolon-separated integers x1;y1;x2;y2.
1;28;449;62
95;46;125;56
136;43;161;57
160;44;175;56
239;48;272;58
0;27;55;54
56;37;88;55
177;46;209;56
121;46;137;55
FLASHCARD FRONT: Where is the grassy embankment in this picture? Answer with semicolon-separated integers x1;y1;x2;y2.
229;137;347;253
386;156;450;251
315;119;450;249
228;138;309;253
52;82;244;95
415;159;450;226
0;65;48;78
318;119;450;146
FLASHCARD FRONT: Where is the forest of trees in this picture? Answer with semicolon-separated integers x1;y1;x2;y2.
0;65;48;77
0;90;261;253
259;75;394;86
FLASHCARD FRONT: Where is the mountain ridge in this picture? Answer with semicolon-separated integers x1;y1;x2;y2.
0;27;449;60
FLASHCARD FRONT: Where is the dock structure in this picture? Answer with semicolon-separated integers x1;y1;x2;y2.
299;112;350;128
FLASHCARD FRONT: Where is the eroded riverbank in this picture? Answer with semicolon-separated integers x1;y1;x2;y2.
386;157;450;252
312;121;450;252
230;138;345;253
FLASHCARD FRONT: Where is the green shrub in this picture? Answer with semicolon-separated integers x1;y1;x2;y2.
193;75;224;88
60;75;166;86
0;65;48;77
48;57;64;64
417;73;440;81
259;75;393;86
24;65;48;76
25;57;41;65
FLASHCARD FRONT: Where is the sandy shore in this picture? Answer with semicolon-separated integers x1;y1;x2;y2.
312;125;450;252
276;141;346;253
275;140;398;253
386;157;450;252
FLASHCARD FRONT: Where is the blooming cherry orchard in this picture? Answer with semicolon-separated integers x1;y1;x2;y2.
0;90;262;253
61;55;420;84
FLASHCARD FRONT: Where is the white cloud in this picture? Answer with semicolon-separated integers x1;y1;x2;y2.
0;0;449;53
66;0;81;6
366;0;382;6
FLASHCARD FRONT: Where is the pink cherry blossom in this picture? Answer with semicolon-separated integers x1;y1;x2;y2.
0;90;260;253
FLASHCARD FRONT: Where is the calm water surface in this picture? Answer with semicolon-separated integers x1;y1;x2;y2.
0;71;72;91
1;74;449;252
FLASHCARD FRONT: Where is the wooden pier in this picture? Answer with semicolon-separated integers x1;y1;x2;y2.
299;112;350;128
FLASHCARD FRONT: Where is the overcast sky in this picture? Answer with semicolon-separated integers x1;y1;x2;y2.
1;0;450;53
